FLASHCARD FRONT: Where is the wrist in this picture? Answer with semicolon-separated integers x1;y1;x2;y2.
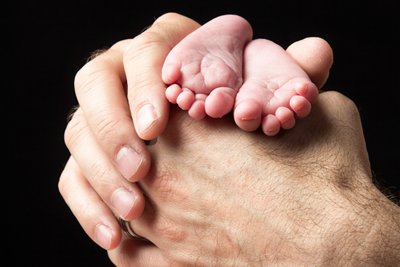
353;186;400;266
324;182;400;266
219;162;397;266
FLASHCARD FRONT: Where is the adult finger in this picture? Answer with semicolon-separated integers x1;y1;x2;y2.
123;12;200;140
59;157;123;250
74;40;151;182
64;108;145;220
286;37;334;88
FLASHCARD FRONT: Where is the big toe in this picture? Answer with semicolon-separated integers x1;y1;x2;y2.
234;100;262;132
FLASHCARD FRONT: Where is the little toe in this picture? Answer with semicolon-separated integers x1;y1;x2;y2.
165;84;182;104
294;80;319;103
275;107;296;130
290;95;311;118
262;114;281;136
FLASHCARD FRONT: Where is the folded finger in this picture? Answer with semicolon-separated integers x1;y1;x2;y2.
58;157;122;250
64;108;145;220
124;12;200;140
74;40;151;182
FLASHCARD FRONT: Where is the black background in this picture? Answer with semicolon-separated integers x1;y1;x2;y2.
13;1;398;266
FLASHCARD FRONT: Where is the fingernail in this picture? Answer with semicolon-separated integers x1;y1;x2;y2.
95;224;112;249
136;104;158;135
116;146;142;180
111;187;137;219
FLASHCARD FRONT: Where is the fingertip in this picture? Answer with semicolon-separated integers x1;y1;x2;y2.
134;102;169;141
95;222;122;250
119;186;146;221
124;12;200;142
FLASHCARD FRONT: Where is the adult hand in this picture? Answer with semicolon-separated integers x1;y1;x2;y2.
109;92;400;266
60;13;200;249
59;11;334;251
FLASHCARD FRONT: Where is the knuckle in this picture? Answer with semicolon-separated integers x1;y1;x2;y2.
153;217;186;243
57;161;88;210
124;30;169;67
123;31;169;100
153;12;178;24
64;110;90;150
126;78;156;103
341;95;359;116
130;29;169;51
74;49;121;97
326;91;361;120
57;168;70;199
74;62;107;97
92;109;133;146
88;158;116;188
147;164;184;201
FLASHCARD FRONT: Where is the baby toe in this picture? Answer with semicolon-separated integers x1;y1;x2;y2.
262;114;281;136
276;107;295;130
177;90;195;110
290;95;311;118
234;100;262;132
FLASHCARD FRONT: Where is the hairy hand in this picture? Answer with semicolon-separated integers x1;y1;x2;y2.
109;92;400;266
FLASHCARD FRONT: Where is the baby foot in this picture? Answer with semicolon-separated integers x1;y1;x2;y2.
234;39;319;136
162;14;253;119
